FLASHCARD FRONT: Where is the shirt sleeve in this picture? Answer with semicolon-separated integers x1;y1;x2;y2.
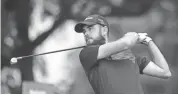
79;45;100;72
136;56;150;74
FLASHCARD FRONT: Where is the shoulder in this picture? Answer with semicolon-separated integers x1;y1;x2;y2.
79;45;101;72
79;45;100;58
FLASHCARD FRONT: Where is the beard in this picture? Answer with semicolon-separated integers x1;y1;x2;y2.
85;37;105;45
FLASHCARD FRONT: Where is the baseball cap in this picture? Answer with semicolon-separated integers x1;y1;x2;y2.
75;14;109;33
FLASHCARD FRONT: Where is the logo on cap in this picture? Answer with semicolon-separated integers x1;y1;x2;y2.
85;17;93;20
98;19;104;25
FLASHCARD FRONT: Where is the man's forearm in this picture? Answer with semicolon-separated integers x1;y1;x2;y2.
98;37;129;59
98;32;138;60
148;41;170;73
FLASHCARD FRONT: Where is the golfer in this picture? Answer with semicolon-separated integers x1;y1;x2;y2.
75;14;171;94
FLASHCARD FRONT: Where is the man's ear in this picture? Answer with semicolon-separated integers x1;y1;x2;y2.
101;26;108;36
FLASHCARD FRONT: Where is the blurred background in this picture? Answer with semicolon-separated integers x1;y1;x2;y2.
1;0;178;94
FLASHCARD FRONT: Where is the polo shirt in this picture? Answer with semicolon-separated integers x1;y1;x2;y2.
79;45;149;94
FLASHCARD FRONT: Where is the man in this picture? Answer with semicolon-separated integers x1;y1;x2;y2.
74;14;172;94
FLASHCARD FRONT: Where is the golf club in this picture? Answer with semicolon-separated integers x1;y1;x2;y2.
10;33;146;64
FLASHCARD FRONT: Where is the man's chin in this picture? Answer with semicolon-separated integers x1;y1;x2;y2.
86;39;93;45
86;42;93;45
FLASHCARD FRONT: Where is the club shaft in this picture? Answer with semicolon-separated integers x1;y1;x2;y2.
16;45;86;59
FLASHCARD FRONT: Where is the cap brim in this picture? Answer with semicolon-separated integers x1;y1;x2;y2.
75;21;96;33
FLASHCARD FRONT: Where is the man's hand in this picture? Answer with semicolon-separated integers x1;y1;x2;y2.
123;32;139;47
138;33;147;42
138;33;152;45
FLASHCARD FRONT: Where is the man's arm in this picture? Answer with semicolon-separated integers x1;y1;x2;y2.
79;32;139;72
98;32;139;59
141;38;172;79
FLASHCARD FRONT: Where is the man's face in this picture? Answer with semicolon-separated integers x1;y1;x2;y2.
83;24;105;45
